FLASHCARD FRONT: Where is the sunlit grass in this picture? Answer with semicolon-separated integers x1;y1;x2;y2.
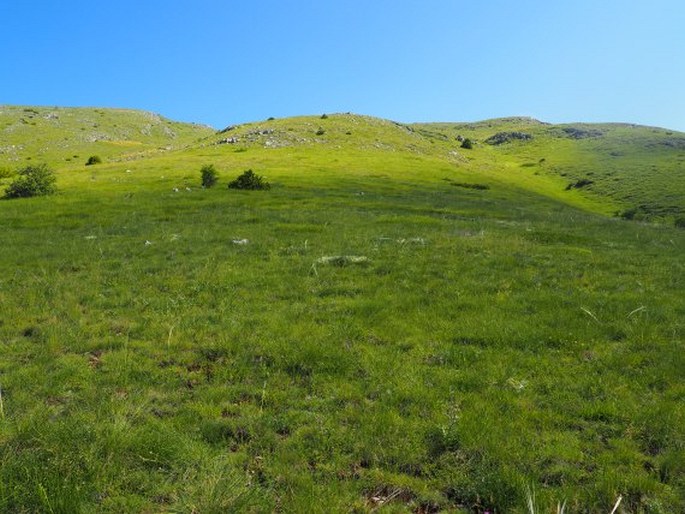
0;111;683;512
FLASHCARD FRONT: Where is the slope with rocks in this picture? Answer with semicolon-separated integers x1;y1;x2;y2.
416;117;685;221
0;105;214;169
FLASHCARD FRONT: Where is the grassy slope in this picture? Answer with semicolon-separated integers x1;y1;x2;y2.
417;117;685;221
0;105;214;169
0;111;683;513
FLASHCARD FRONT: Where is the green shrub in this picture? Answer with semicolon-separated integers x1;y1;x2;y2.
675;216;685;229
315;128;325;136
228;169;271;190
460;138;473;149
4;164;56;199
85;155;102;166
618;207;650;221
565;178;594;190
200;164;218;188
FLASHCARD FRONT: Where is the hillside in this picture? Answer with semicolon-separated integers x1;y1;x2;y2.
416;117;685;221
197;113;685;223
2;107;684;223
0;105;214;169
0;107;683;512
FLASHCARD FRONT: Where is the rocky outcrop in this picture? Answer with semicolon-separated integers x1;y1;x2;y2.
485;132;533;145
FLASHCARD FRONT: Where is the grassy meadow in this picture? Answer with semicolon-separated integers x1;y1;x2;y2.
0;109;683;513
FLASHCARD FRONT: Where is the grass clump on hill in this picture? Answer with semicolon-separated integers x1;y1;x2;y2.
85;155;102;166
3;163;56;199
227;169;270;190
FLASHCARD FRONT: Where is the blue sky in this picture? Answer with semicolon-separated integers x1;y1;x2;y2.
2;1;684;130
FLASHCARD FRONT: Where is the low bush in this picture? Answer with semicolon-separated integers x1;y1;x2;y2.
565;178;594;190
228;169;271;190
618;207;650;221
200;164;218;188
4;164;57;199
460;138;473;149
675;216;685;229
450;182;489;190
85;155;102;166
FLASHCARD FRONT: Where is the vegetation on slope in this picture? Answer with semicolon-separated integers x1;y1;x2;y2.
0;109;683;512
416;117;685;223
0;105;214;169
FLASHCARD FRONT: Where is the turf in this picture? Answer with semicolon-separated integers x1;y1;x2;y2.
0;109;683;513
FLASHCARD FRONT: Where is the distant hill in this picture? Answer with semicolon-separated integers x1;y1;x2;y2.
0;105;214;168
2;106;683;222
415;117;685;220
197;112;685;222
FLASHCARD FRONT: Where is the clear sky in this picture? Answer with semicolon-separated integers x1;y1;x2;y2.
2;1;684;131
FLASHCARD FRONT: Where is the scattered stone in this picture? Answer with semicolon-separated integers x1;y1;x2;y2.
485;132;533;145
316;255;369;266
657;137;685;149
145;240;153;246
560;127;604;139
397;237;426;245
232;239;249;245
507;377;528;391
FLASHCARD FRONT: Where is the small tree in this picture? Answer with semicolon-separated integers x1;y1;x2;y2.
4;164;57;199
201;164;218;188
228;169;270;190
85;155;102;166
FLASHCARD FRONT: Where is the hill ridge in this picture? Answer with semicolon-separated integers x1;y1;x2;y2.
1;105;684;223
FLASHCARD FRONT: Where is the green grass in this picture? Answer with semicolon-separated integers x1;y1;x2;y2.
0;105;214;169
0;110;683;512
416;117;685;223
